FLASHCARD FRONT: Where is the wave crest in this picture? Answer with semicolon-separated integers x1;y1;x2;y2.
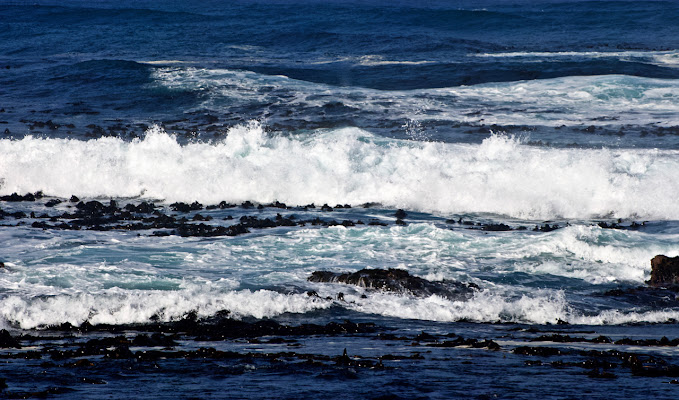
1;124;678;219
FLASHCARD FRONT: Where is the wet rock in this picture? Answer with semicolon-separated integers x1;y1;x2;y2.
394;209;407;219
192;213;212;221
647;255;679;287
125;201;155;214
170;201;203;212
69;195;79;203
629;356;679;377
44;199;62;207
173;223;249;237
533;224;560;232
104;345;134;359
482;223;512;231
308;268;479;300
0;192;36;202
0;330;21;348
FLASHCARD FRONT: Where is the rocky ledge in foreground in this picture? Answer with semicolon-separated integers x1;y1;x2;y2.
647;255;679;288
308;268;479;300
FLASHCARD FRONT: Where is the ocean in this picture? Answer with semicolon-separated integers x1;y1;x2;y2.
1;0;679;398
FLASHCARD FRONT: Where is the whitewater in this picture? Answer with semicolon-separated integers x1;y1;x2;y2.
1;123;678;220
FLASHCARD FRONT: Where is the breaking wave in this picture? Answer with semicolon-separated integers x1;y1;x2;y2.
1;124;679;219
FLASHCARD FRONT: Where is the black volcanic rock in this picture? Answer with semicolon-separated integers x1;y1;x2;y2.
647;255;679;287
308;268;479;300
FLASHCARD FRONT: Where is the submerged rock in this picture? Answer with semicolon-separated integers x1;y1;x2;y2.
647;255;679;287
308;268;479;300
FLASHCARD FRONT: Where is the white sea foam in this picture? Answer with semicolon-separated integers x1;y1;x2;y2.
323;288;679;325
152;67;679;127
473;50;679;69
0;285;331;329
310;54;436;66
2;282;676;329
1;125;679;220
227;223;678;285
473;50;677;59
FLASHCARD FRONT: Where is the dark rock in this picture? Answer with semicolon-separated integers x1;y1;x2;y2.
192;213;212;221
395;219;406;226
513;346;563;356
170;202;203;213
482;223;512;231
308;268;479;300
0;192;35;202
69;195;80;202
125;201;155;214
44;199;62;207
368;220;387;226
533;224;560;232
0;330;21;348
394;209;407;219
647;255;679;287
104;345;134;359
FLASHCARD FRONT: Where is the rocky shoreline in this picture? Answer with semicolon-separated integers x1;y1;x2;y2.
1;313;679;398
0;192;649;239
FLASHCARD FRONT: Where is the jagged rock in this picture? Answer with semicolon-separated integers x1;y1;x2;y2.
647;255;679;287
308;268;479;300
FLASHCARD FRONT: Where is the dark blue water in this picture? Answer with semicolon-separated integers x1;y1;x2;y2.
3;0;679;145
